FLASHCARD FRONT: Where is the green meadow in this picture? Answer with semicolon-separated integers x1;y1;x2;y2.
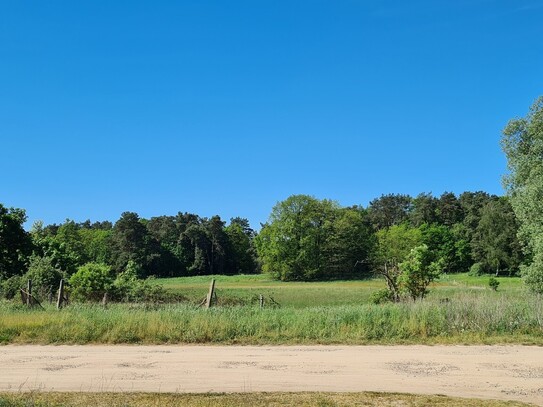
1;274;541;345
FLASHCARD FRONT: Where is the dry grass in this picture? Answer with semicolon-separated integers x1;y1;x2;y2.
0;392;535;407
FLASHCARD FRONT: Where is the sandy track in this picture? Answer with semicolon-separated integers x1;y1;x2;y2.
1;345;542;404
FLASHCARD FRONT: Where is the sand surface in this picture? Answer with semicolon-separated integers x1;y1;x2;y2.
1;345;542;404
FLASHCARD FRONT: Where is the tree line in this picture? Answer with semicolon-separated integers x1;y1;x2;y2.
256;192;522;284
0;189;521;286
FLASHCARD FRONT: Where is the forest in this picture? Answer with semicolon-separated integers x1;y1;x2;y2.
0;190;523;300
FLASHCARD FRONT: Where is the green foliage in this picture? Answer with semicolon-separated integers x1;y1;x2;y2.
409;193;438;226
369;288;393;304
368;193;412;230
373;224;423;301
110;212;156;275
225;220;258;274
69;263;114;301
4;185;527;284
521;237;543;294
256;195;374;281
0;275;23;299
399;244;443;300
25;255;64;291
78;227;112;265
30;221;80;276
502;96;543;293
471;198;522;276
488;277;500;291
0;204;32;279
112;261;173;303
256;195;335;280
324;206;376;279
374;224;423;265
420;224;460;274
436;192;463;226
469;262;485;276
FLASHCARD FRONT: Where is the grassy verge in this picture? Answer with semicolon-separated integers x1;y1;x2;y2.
2;274;540;345
1;292;542;345
0;392;534;407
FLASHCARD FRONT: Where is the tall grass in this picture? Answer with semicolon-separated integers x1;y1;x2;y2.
1;293;542;345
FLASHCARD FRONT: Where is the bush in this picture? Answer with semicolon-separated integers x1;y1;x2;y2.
69;263;114;301
23;255;64;300
399;244;443;300
0;275;23;299
111;261;175;303
469;262;485;276
488;277;500;291
370;288;393;304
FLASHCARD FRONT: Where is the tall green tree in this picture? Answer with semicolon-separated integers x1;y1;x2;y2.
110;212;168;277
323;206;375;279
206;216;229;275
471;198;522;276
409;193;438;227
502;96;543;292
436;192;463;226
30;221;80;276
420;224;462;274
225;218;258;274
256;195;339;281
0;204;32;279
78;227;112;265
367;194;412;230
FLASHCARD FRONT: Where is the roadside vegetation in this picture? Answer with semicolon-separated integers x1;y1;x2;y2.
0;392;534;407
1;274;541;345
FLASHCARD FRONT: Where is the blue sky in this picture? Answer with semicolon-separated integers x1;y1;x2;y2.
1;1;542;229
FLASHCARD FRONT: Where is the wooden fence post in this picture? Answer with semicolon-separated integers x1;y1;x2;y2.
57;279;65;309
205;278;216;309
259;294;264;309
26;280;32;307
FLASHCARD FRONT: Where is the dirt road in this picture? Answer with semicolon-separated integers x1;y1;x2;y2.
1;345;542;404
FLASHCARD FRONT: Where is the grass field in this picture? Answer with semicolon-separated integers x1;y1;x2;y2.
0;392;534;407
156;272;526;307
0;274;541;345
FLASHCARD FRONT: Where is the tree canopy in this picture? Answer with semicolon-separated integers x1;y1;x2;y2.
502;96;543;293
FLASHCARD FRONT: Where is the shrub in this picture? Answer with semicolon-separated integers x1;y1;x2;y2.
23;255;64;300
0;275;23;299
369;288;393;304
488;277;500;291
111;261;173;303
469;262;485;276
399;244;443;300
69;262;114;301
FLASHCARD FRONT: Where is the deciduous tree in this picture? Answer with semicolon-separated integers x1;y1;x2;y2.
502;96;543;292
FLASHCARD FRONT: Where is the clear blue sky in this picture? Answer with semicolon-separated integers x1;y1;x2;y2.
1;1;542;229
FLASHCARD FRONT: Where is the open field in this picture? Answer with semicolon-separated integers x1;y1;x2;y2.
155;273;527;308
1;274;541;345
0;345;541;405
